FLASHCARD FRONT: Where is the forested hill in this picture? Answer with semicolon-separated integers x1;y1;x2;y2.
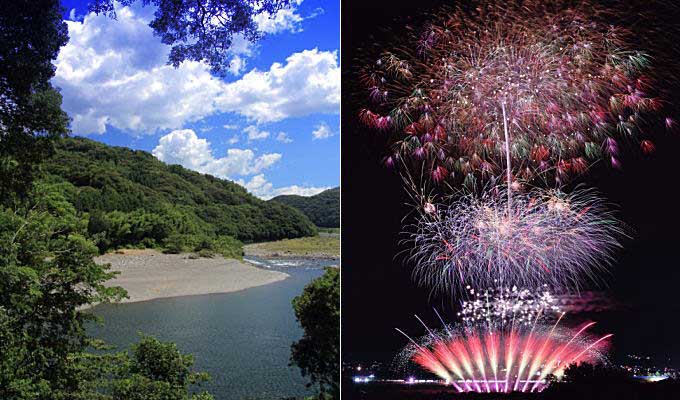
41;137;317;254
270;187;339;228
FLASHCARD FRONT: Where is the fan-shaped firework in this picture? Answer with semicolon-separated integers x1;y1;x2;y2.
459;285;561;328
397;313;611;393
406;186;624;293
358;0;667;186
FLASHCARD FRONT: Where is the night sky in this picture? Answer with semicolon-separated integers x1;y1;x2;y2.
341;0;680;371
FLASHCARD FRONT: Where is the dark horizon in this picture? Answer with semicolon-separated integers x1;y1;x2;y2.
341;0;680;370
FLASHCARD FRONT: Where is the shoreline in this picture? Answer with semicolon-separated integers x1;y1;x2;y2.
243;239;340;261
244;251;339;261
93;249;289;305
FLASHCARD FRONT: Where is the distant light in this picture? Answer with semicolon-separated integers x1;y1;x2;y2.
633;375;669;383
353;375;373;384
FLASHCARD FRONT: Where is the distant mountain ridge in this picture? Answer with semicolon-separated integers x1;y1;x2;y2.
42;137;317;254
270;187;339;228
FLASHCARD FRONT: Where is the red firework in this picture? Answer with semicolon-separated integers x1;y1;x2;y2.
358;0;667;186
399;316;612;393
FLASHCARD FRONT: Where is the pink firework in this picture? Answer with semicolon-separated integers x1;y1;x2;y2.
358;0;665;186
397;314;611;393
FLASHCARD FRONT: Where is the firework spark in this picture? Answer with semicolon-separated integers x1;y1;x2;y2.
397;313;611;393
359;0;666;186
459;286;561;329
405;186;624;293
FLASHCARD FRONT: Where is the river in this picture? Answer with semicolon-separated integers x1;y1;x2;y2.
88;256;336;400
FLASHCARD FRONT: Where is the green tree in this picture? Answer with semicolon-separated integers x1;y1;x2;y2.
70;336;214;400
0;2;127;398
0;0;69;202
0;189;126;399
112;336;214;400
44;137;317;252
290;268;340;399
89;0;291;75
271;188;340;228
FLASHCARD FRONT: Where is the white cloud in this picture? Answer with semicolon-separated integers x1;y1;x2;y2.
227;135;239;145
152;129;280;178
244;125;269;141
153;129;326;200
253;1;324;35
54;7;222;134
53;5;339;135
228;55;247;75
312;122;334;140
215;48;339;123
239;174;329;200
306;7;325;20
223;124;239;130
254;7;304;34
276;132;293;143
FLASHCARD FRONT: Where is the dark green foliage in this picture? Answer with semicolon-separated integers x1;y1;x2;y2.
88;0;291;76
42;137;317;254
0;0;70;202
128;337;202;387
0;3;127;397
0;185;126;399
71;336;214;400
271;187;340;228
291;267;340;399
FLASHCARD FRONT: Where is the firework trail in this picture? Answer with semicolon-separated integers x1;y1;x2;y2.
404;186;625;293
396;308;611;393
358;0;669;188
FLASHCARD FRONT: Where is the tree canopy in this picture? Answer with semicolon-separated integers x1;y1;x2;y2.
272;187;340;228
88;0;291;75
69;336;215;400
0;157;126;399
291;267;340;399
42;137;317;255
0;0;70;201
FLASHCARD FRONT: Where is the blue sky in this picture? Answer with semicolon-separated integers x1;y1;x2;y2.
55;0;339;198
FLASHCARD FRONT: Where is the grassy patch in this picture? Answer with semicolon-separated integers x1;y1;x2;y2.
317;227;340;235
249;235;339;257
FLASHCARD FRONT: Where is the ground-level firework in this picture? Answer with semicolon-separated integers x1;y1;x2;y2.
406;186;624;293
397;315;612;393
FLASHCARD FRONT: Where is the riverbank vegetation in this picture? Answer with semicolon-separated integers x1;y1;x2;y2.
245;235;340;259
41;137;317;256
291;268;340;399
271;187;340;228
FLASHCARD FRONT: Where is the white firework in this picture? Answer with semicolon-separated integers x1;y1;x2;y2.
405;185;625;293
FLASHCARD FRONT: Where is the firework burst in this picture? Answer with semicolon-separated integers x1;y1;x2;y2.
459;285;561;329
397;311;611;393
405;186;624;293
358;0;668;186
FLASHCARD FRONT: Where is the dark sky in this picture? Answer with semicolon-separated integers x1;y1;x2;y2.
341;0;680;370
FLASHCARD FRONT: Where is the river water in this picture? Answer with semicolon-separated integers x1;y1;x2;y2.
88;256;336;400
